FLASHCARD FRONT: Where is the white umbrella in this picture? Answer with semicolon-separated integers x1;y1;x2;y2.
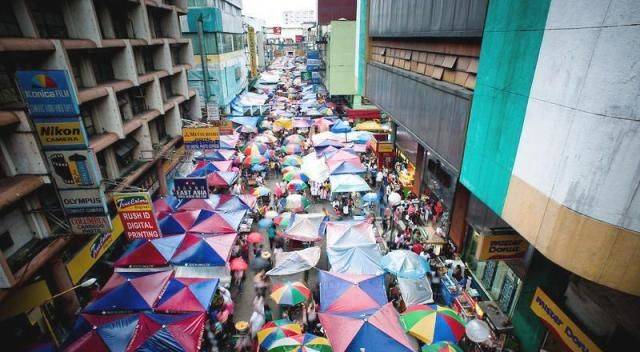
388;192;402;206
265;210;278;219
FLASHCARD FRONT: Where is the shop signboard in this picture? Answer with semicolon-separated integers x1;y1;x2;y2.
15;70;80;117
247;26;258;78
182;126;220;150
531;288;602;352
206;101;220;121
59;188;112;234
301;71;312;82
219;120;234;135
174;177;209;199
33;117;88;150
475;234;528;261
113;192;161;240
295;35;304;43
44;149;101;189
273;27;282;35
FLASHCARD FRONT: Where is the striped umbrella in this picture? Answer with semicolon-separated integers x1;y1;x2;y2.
284;134;305;145
421;342;463;352
270;282;311;306
400;304;466;345
244;155;267;166
257;319;303;349
282;171;309;183
244;143;267;156
267;333;333;352
287;179;308;192
281;144;303;155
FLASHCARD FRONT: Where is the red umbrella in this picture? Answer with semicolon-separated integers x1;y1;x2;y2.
230;257;249;271
247;231;264;244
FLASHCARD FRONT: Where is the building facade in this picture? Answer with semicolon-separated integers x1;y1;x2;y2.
0;0;198;347
282;10;316;26
182;0;247;113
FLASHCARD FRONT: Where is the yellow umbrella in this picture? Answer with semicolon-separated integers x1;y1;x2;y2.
274;118;294;130
354;121;387;132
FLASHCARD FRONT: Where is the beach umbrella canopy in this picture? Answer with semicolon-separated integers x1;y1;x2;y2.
326;149;360;165
329;161;366;175
207;171;238;187
274;212;292;228
267;247;321;277
381;250;431;279
252;186;272;197
400;305;465;345
267;333;332;352
259;218;274;228
281;143;304;154
281;194;311;213
244;143;268;156
170;233;237;266
126;312;206;352
158;209;213;235
287;179;309;192
199;149;236;161
114;236;182;268
329;175;371;193
189;210;244;233
84;271;172;313
153;196;180;220
301;153;330;183
293;118;314;129
154;277;219;313
252;164;267;172
255;134;278;144
313;117;335;130
319;303;417;352
63;313;139;352
257;319;303;349
282;171;309;183
244;155;268;166
421;342;463;352
325;220;383;275
177;198;216;212
270;282;311;306
284;134;305;145
330;120;351;133
230;257;248;271
282;155;302;167
319;271;387;313
247;231;264;244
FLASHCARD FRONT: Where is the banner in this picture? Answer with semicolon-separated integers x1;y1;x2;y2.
15;70;80;117
248;26;258;78
531;288;602;352
33;117;88;149
475;233;528;261
59;188;111;233
206;100;220;121
113;192;161;240
183;126;219;150
218;120;234;135
377;141;394;153
174;177;209;199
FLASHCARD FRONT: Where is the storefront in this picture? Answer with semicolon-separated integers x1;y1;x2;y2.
394;125;418;193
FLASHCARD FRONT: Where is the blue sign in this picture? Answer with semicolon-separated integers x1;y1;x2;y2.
185;140;219;150
15;70;80;117
174;177;209;199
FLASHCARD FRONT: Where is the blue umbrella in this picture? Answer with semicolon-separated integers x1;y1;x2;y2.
252;164;267;172
380;250;431;279
362;192;379;204
258;218;273;228
331;120;352;133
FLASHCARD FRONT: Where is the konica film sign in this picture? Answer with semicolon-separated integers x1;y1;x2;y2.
15;70;80;117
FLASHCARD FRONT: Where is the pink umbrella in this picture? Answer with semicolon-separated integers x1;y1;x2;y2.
230;257;249;271
247;232;264;244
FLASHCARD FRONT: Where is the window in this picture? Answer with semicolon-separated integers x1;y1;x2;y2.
29;0;68;38
108;3;131;39
117;92;132;122
0;8;21;37
0;231;14;252
114;137;139;170
171;47;180;65
96;150;108;179
142;48;155;72
68;54;85;88
92;54;114;84
0;63;22;108
156;116;167;142
161;79;172;102
130;88;146;115
81;106;95;136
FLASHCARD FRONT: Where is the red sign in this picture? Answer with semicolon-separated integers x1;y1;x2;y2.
273;27;282;35
119;210;161;240
295;35;304;43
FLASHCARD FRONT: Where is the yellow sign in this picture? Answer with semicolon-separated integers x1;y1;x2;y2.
475;233;528;260
377;142;394;153
531;288;602;352
0;280;52;320
34;118;87;148
66;216;124;284
113;192;153;212
182;127;220;142
248;26;258;78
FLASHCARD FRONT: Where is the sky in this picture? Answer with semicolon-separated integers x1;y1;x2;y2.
242;0;317;26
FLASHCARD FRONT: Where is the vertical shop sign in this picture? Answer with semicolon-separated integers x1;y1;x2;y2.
247;26;258;78
113;192;161;240
174;177;209;199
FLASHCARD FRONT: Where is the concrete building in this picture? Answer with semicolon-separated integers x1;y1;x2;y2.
0;0;198;347
322;20;356;97
182;0;247;113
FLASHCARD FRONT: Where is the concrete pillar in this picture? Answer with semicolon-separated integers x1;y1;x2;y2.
412;143;425;195
46;257;80;322
157;160;168;196
449;183;470;250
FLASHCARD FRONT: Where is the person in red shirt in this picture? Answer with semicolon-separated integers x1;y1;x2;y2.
412;242;424;255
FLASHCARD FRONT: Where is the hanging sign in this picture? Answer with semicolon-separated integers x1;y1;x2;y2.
44;149;101;189
182;126;220;150
475;234;529;261
301;71;312;82
59;188;112;234
531;288;602;352
15;70;80;117
33;117;88;150
174;177;209;199
206;101;220;121
113;192;161;240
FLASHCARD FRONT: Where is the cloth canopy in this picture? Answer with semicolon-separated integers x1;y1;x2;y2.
267;247;321;277
301;152;330;182
170;233;237;266
330;174;371;193
115;235;183;268
154;277;219;313
319;303;417;352
319;271;387;313
326;149;359;164
176;198;216;212
397;277;434;306
84;271;172;313
207;171;238;187
330;120;351;133
153;196;181;220
282;213;327;242
158;209;215;235
63;313;139;352
380;250;431;279
326;221;382;275
188;210;244;234
126;312;206;352
329;160;366;175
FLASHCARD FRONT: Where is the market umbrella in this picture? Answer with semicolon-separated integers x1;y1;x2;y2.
252;164;267;172
329;175;371;193
259;218;274;228
154;277;219;313
126;312;206;352
244;143;268;156
267;333;332;352
287;179;308;192
252;186;272;197
207;171;238;187
281;143;303;155
362;192;379;204
114;236;182;268
244;155;268;166
281;194;311;213
153;197;180;220
293;118;314;129
282;171;309;183
330;120;351;133
281;166;301;175
247;231;264;244
319;271;387;313
313;117;335;131
265;210;279;219
63;313;139;352
319;303;417;352
170;233;238;266
400;305;465;345
230;257;249;271
274;212;292;228
270;281;311;306
380;250;431;279
282;155;302;167
257;319;303;349
274;117;294;130
284;134;305;145
84;271;172;313
282;213;326;242
388;192;402;206
421;342;463;352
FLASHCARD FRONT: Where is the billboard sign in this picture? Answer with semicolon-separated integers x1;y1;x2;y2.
301;71;312;82
247;26;258;78
174;177;209;199
273;27;282;35
44;149;101;189
15;70;80;117
182;126;220;150
113;192;161;240
206;101;220;121
33;117;88;150
475;234;529;261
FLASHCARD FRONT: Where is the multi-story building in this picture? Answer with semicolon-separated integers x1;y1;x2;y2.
182;0;247;114
282;10;316;26
0;0;199;347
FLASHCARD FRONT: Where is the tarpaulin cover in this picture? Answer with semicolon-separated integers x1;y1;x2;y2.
126;312;206;352
64;313;138;352
380;250;431;279
319;303;417;352
170;233;237;266
330;120;351;133
230;115;260;127
329;160;366;175
114;235;183;267
326;149;359;164
326;221;382;275
267;247;321;276
282;213;327;242
329;175;371;193
154;277;219;313
84;271;172;313
159;210;216;235
397;277;434;306
207;171;238;187
300;152;330;183
319;271;387;313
